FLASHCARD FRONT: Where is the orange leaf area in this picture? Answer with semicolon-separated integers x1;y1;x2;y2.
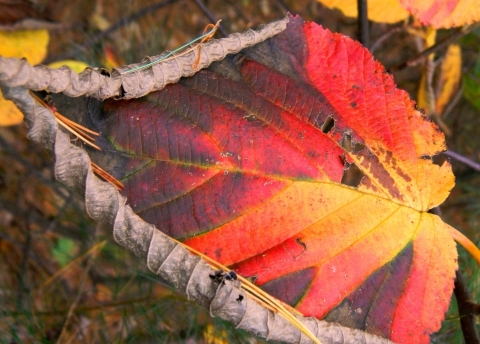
99;15;459;343
400;0;480;28
317;0;409;23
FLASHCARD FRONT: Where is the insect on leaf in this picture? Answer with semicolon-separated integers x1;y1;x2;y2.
84;14;458;343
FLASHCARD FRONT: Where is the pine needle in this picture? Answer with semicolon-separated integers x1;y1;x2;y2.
91;162;124;190
170;238;322;344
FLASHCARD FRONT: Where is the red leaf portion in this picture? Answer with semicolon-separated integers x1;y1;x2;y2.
99;15;457;343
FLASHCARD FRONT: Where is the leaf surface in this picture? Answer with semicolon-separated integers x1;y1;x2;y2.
399;0;480;28
93;15;457;343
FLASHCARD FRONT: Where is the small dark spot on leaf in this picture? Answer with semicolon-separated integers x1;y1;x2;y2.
244;114;257;122
350;102;357;108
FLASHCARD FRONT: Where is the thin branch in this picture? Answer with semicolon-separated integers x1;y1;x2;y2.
390;24;478;71
357;0;369;47
47;0;181;62
444;150;480;173
274;0;293;14
442;84;464;120
431;207;480;344
369;26;403;53
454;270;480;344
192;0;229;37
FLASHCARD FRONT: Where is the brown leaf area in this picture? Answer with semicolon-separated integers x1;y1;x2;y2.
0;0;48;25
1;0;479;343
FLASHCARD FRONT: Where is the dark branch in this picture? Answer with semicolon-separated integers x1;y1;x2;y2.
443;150;480;173
192;0;229;37
390;24;479;71
357;0;369;47
454;270;480;344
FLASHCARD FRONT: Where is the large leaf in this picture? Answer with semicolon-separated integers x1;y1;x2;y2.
87;15;457;343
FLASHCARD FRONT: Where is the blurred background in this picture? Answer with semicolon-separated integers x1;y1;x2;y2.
0;0;479;342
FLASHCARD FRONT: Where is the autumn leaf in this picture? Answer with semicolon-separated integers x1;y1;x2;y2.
0;28;49;126
48;60;90;73
318;0;480;28
417;29;461;135
82;15;458;343
435;44;462;114
317;0;409;23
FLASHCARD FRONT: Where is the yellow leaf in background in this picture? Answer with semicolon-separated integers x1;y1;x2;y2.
417;71;428;112
436;44;462;114
317;0;409;23
0;89;23;126
48;60;90;73
0;29;49;126
417;28;437;113
203;324;229;344
0;29;49;65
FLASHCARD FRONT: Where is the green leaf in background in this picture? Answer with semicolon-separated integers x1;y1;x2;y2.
464;74;480;111
52;237;78;266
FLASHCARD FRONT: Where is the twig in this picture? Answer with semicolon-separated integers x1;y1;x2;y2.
454;270;480;344
56;240;103;343
390;24;478;71
431;207;480;343
442;84;464;120
15;224;32;312
444;150;480;173
370;26;403;53
192;0;229;37
274;0;293;14
0;132;70;198
357;0;369;47
47;0;181;62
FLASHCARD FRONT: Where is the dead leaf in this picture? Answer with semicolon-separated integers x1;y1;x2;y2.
436;44;462;114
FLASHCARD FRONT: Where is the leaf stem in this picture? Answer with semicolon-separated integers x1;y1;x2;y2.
450;227;480;266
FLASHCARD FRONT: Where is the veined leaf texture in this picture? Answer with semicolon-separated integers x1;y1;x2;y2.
91;15;457;343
